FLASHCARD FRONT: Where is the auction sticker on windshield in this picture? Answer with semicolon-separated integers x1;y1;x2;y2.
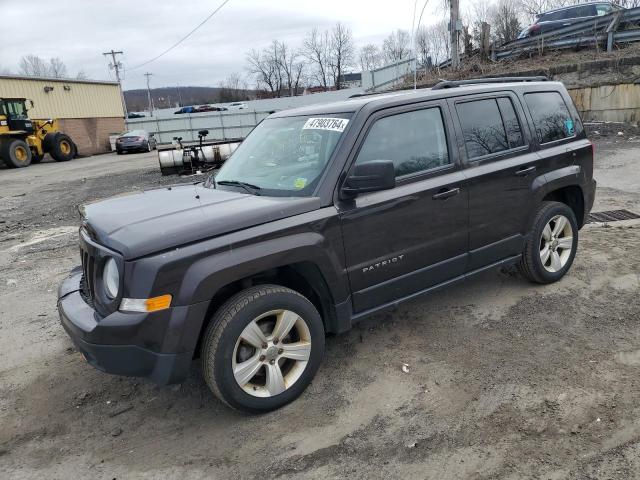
302;117;349;133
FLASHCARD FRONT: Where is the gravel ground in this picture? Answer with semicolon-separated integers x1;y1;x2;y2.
0;141;639;479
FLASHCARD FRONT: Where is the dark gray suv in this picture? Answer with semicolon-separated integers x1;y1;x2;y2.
58;77;596;412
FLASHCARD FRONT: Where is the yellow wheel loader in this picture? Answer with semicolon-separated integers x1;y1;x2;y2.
0;98;76;168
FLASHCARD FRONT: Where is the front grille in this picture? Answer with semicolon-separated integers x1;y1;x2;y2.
80;244;96;308
79;274;95;309
587;209;640;224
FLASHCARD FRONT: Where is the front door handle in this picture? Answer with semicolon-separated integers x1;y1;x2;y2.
432;187;460;200
515;166;536;177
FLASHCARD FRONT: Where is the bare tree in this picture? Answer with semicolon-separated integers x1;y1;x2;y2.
359;44;384;71
48;57;68;78
415;26;432;68
329;22;355;90
76;70;88;80
429;20;451;64
491;0;523;45
382;29;411;63
246;48;279;95
218;73;249;102
303;27;332;89
18;55;50;77
18;54;79;78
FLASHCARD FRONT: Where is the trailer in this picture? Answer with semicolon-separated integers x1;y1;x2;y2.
157;129;241;176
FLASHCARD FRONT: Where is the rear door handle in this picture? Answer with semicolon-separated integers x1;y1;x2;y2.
432;187;460;200
515;166;536;177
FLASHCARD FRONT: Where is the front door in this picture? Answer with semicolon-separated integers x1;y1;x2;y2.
338;102;468;314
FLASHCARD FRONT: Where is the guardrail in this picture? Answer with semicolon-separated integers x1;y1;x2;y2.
125;110;272;144
494;6;640;60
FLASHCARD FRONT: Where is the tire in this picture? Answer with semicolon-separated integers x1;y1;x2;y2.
0;139;32;168
519;201;578;284
146;141;152;152
30;152;44;164
116;149;123;155
49;133;76;162
201;285;325;413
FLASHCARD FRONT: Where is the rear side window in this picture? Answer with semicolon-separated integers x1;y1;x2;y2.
524;92;575;144
355;107;450;178
457;97;524;159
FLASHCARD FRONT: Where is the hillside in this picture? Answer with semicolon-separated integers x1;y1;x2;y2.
124;85;253;112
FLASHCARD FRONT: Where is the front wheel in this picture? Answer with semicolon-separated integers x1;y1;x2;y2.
201;285;325;413
1;139;32;168
49;133;76;162
519;201;578;284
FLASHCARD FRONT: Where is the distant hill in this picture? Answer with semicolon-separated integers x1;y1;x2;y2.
124;86;253;112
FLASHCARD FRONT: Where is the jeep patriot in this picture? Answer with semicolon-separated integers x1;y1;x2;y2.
58;78;596;412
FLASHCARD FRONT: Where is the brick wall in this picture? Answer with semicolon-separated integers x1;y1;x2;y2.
58;117;125;156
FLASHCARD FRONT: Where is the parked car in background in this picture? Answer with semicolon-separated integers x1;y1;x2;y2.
127;112;146;119
196;105;228;113
174;106;196;114
518;2;624;38
115;130;157;154
227;102;248;110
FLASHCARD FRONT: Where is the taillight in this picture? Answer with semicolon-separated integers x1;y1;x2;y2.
135;136;143;141
530;24;541;33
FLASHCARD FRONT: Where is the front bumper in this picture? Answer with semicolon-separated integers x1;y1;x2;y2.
116;141;145;151
58;267;208;385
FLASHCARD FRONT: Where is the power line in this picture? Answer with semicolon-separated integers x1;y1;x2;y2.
130;0;232;70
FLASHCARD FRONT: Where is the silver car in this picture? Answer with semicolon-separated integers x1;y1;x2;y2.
116;130;157;154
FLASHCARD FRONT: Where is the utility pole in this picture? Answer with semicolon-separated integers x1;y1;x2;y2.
450;0;460;69
102;49;128;117
144;72;154;116
176;83;184;107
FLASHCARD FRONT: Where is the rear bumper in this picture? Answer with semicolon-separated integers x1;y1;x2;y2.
116;142;145;151
583;178;597;226
58;267;208;385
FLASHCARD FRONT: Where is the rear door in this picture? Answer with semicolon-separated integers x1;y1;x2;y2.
339;101;468;314
449;92;539;271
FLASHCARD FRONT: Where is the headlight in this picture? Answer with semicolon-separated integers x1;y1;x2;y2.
103;257;119;299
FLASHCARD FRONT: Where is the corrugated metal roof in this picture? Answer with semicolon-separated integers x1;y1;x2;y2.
0;74;119;86
0;76;124;119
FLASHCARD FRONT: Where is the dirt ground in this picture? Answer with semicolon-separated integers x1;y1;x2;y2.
0;136;639;480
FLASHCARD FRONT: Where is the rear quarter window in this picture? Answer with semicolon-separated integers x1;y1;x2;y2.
456;97;525;159
524;91;575;144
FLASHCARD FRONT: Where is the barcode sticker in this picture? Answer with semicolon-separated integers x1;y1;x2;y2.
302;117;349;132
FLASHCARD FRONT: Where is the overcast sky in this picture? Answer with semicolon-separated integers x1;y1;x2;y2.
1;0;446;90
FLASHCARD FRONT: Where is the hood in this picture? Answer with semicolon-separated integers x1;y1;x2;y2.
82;184;321;259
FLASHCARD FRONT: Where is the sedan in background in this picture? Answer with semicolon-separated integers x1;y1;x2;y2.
518;2;624;38
115;130;157;154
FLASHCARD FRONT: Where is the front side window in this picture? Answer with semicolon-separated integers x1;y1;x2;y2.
212;114;351;196
457;97;524;159
596;4;612;15
355;107;449;178
525;92;575;144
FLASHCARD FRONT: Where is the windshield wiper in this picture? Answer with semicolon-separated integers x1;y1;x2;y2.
217;180;261;195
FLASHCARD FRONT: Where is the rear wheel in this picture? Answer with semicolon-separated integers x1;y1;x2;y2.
1;139;32;168
49;133;76;162
519;201;578;284
201;285;325;413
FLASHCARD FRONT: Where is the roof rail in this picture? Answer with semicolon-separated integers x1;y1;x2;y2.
348;91;387;99
431;76;548;90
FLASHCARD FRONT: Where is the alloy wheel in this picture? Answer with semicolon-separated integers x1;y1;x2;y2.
232;309;311;398
540;214;573;273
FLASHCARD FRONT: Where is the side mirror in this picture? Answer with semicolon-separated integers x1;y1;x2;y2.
342;160;396;198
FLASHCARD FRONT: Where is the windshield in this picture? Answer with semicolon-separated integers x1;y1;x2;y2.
122;130;144;137
211;114;351;196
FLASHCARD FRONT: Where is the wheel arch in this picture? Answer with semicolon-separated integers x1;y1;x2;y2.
534;165;587;228
193;261;343;359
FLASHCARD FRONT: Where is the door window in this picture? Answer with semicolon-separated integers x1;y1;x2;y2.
457;97;524;159
355;107;450;177
596;4;612;15
524;92;575;144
